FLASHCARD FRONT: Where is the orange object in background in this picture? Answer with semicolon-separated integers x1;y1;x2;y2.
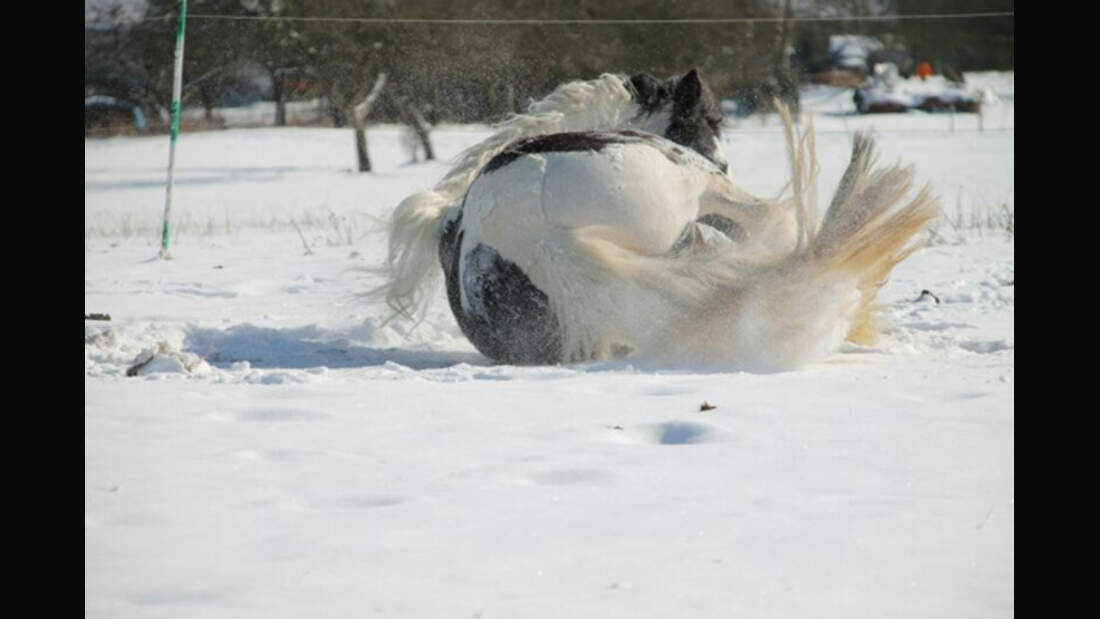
915;61;933;80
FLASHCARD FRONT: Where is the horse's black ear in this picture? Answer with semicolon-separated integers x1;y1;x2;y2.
673;69;703;115
628;73;664;111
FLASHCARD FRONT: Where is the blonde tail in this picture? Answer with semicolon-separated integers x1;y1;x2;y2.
778;103;940;344
378;190;456;319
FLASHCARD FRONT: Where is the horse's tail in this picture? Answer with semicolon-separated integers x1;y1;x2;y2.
781;106;940;344
377;189;457;319
699;104;938;363
557;104;937;370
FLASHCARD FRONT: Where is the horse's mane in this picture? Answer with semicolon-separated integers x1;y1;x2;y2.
379;73;642;318
434;73;639;203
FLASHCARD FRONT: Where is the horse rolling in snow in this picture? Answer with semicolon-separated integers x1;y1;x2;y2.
378;70;938;371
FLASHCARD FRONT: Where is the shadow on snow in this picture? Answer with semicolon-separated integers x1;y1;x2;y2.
185;323;486;371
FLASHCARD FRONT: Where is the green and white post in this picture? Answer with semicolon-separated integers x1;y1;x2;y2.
159;0;187;259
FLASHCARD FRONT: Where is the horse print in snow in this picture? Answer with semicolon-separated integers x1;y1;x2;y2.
379;70;938;371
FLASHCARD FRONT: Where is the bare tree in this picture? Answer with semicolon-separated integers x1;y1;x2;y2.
350;72;387;172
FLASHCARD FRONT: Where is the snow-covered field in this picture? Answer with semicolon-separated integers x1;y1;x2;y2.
85;74;1014;617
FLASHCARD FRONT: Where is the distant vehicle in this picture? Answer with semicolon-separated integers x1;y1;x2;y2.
85;96;146;135
854;63;981;114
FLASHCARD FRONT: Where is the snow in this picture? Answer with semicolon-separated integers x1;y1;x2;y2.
86;76;1013;617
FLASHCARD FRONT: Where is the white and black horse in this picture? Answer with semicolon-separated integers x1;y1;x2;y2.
380;70;937;371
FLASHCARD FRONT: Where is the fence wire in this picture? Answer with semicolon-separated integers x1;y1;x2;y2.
92;11;1014;26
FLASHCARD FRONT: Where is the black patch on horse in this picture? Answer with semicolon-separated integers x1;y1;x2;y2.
616;129;664;143
482;130;723;180
481;132;622;176
439;212;563;365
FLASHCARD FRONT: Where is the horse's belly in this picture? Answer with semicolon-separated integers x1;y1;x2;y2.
462;143;709;266
539;145;706;251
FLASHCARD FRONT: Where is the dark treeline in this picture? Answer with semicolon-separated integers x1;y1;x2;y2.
85;0;1014;127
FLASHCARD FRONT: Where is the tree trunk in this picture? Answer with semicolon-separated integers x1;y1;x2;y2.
487;80;499;118
397;98;436;161
273;77;286;127
330;101;346;127
349;73;387;173
504;84;515;115
355;126;371;172
199;84;216;123
329;79;347;127
774;0;799;115
276;99;287;127
416;125;434;161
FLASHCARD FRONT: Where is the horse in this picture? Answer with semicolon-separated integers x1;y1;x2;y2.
378;70;938;371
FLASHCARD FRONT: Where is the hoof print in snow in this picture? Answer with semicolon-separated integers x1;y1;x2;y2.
533;469;616;486
334;495;404;509
236;408;328;423
614;421;729;446
957;339;1013;354
653;421;724;445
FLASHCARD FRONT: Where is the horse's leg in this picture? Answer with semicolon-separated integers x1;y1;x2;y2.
695;174;800;257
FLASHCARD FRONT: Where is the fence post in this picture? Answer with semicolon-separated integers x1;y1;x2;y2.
159;0;188;259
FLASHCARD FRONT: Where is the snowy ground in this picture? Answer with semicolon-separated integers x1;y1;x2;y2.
86;74;1013;617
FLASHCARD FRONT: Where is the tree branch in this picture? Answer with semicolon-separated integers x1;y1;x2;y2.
353;72;387;127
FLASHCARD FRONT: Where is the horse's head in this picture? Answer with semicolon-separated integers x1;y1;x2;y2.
627;69;728;174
